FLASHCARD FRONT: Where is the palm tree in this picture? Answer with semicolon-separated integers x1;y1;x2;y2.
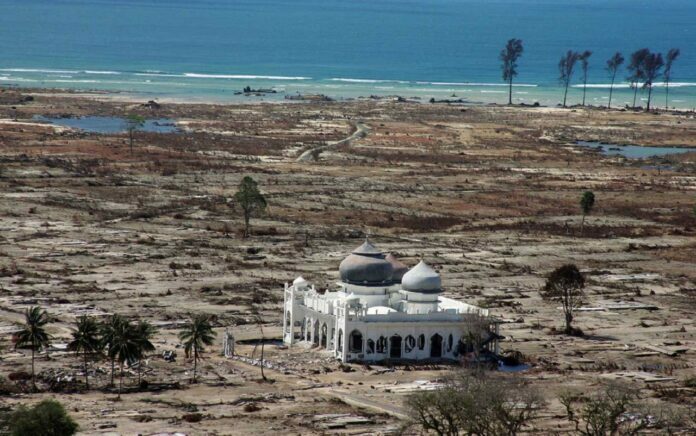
100;314;126;387
67;316;102;389
559;51;580;107
642;51;664;112
500;38;524;105
627;48;650;109
14;306;51;389
179;314;216;383
664;48;680;110
108;319;140;399
605;52;625;109
133;320;157;385
579;51;592;106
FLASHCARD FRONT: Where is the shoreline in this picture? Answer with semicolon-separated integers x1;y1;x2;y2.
3;73;696;110
6;85;696;117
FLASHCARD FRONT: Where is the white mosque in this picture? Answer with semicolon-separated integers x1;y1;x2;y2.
282;239;500;363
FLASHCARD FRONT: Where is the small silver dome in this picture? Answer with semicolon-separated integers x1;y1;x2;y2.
402;260;441;293
293;276;308;288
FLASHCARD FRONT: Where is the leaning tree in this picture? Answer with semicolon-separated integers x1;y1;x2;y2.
605;52;624;109
663;48;681;110
500;38;524;105
642;51;664;112
541;264;585;335
579;50;592;106
627;48;650;109
234;176;267;238
559;50;580;107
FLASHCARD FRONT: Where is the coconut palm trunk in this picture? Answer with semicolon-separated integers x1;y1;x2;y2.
84;351;89;389
118;363;124;399
193;347;198;383
508;77;513;105
31;345;36;389
110;357;115;386
632;84;639;109
608;73;616;109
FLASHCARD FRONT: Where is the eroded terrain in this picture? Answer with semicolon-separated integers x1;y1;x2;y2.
0;88;695;434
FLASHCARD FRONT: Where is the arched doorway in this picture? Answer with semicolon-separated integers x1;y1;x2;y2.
285;311;291;333
313;320;319;346
337;329;343;352
320;323;328;348
389;335;402;359
349;330;363;353
430;334;443;358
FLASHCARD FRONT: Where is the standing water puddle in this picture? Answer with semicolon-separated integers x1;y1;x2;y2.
576;141;696;159
33;115;179;134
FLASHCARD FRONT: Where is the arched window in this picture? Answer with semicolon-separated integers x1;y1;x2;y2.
418;334;425;350
376;336;387;353
349;330;363;353
321;323;328;348
405;335;416;353
313;321;320;345
447;334;453;352
366;339;375;354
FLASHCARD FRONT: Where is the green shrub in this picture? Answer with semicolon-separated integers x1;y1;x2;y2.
8;399;78;436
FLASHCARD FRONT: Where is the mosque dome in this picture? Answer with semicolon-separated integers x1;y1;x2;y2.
385;253;408;282
339;239;394;285
293;276;308;289
401;260;442;293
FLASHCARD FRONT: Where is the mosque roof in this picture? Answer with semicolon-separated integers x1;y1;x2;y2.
401;260;442;293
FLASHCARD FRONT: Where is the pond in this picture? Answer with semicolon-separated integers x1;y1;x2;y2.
576;141;696;159
34;115;179;134
498;362;530;373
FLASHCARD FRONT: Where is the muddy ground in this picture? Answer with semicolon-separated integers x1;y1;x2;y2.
0;88;694;434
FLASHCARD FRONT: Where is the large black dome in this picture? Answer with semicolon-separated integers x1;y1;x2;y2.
338;239;394;285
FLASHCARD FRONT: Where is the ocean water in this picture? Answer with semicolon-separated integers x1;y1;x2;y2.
1;0;694;107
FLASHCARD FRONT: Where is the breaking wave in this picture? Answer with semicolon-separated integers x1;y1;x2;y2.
184;73;311;80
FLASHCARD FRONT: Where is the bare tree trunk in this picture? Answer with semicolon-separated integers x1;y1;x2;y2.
632;84;639;109
582;76;587;106
565;312;573;335
508;77;513;105
608;74;616;109
646;85;653;112
118;363;123;399
193;348;198;383
84;352;89;389
244;212;250;238
31;346;36;390
665;80;670;110
580;213;586;237
563;82;569;107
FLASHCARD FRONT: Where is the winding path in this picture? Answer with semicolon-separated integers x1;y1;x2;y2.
297;121;369;162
